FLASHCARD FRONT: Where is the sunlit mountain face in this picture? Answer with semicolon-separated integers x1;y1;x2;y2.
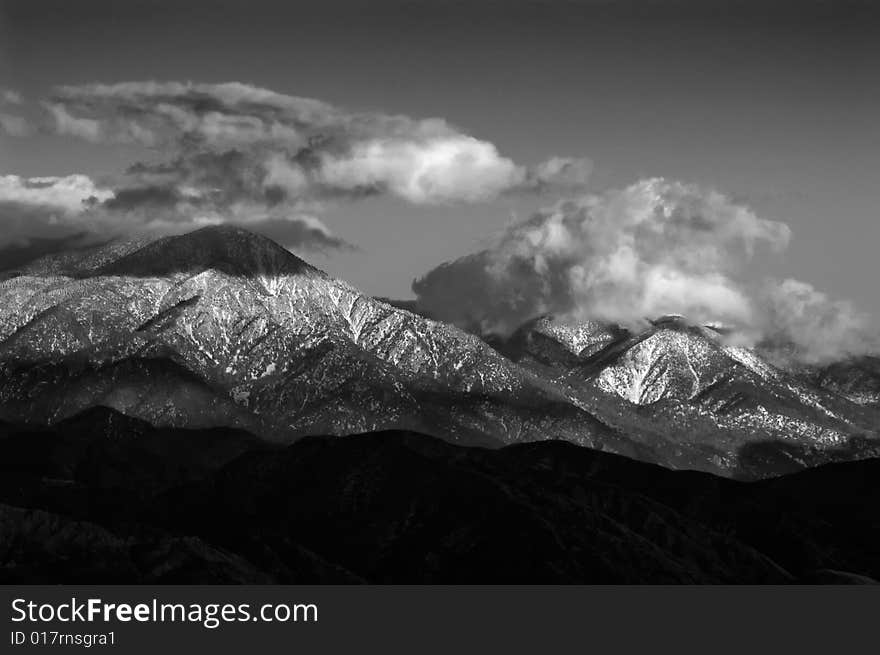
1;226;877;483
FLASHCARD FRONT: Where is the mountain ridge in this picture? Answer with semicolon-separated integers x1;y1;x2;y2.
0;226;625;452
2;406;880;583
1;225;878;479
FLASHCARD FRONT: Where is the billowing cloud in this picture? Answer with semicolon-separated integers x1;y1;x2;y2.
318;136;522;203
760;279;875;362
412;177;871;361
414;178;789;332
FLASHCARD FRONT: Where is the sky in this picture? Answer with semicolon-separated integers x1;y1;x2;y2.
0;0;878;345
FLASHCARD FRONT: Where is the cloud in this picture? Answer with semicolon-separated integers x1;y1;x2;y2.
0;80;588;254
5;81;871;361
43;81;589;206
525;156;594;192
414;178;790;334
0;174;112;216
318;136;523;203
413;177;874;361
44;103;104;142
102;184;196;212
0;174;113;247
0;173;348;254
760;279;875;362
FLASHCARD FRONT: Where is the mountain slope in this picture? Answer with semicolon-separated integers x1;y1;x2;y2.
2;409;879;583
807;355;880;408
2;226;877;478
0;226;624;451
495;315;880;477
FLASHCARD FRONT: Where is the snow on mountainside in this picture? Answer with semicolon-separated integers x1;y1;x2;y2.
1;225;877;479
807;356;880;408
494;315;880;477
0;226;626;452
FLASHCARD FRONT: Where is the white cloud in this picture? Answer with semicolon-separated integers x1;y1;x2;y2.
414;178;790;334
0;175;113;247
319;136;524;203
0;174;112;214
413;177;874;361
761;278;874;362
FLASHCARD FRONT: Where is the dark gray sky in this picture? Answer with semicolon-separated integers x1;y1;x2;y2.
1;0;879;321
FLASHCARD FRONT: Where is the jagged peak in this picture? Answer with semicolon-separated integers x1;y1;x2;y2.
503;313;752;375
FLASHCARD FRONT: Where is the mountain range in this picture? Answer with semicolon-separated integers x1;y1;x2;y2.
2;225;880;583
1;225;877;480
